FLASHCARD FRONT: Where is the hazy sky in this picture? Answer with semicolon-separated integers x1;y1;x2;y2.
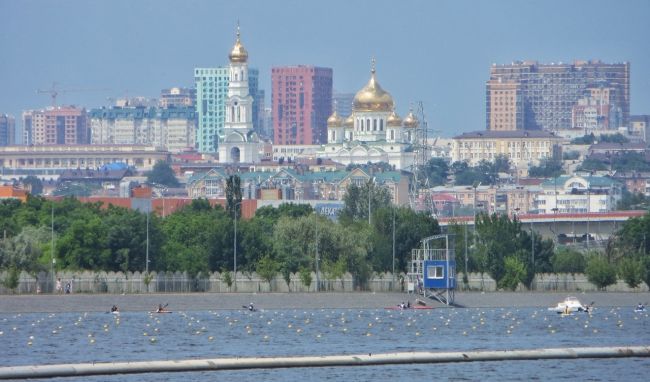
1;0;649;138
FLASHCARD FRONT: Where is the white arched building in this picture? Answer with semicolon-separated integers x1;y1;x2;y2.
319;62;417;170
218;26;261;164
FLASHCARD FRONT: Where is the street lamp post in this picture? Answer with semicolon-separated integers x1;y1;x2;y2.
51;203;55;290
145;203;150;274
368;181;372;225
473;182;481;248
392;204;396;289
315;224;320;292
233;201;242;292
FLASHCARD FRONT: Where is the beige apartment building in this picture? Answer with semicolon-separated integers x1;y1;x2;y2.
23;106;89;145
89;107;196;153
486;79;524;131
451;130;564;167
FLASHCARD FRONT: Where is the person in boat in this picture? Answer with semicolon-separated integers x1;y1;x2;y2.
637;303;645;311
399;302;406;310
248;302;255;311
110;305;119;313
156;304;166;313
407;301;411;309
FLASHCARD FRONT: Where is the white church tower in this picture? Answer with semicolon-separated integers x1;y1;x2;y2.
218;24;260;163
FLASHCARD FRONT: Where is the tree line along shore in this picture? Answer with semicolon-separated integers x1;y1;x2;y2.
1;190;650;294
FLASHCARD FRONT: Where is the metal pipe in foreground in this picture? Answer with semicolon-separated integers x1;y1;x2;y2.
1;346;648;380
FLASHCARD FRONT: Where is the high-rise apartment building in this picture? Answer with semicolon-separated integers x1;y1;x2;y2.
486;60;630;131
247;68;266;138
272;66;333;145
194;66;263;153
485;79;524;131
195;67;229;153
22;106;89;146
160;87;196;108
0;114;15;146
332;91;355;118
89;106;196;153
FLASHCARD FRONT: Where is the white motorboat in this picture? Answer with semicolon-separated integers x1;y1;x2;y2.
548;296;591;314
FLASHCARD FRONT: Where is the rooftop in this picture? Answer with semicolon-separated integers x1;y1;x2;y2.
453;130;560;139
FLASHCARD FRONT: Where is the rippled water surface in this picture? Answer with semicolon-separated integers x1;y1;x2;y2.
2;307;649;381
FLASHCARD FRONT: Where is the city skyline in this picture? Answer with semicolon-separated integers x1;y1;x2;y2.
1;0;649;141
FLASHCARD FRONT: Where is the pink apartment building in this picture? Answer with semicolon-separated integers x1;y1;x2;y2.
271;66;332;145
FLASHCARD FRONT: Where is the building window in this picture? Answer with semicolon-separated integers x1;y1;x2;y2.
427;266;444;279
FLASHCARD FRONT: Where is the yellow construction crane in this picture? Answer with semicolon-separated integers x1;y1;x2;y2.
37;82;109;107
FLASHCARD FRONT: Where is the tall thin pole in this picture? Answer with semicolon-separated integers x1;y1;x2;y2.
473;184;478;248
51;203;54;289
234;201;241;292
586;184;590;250
464;222;468;278
392;205;396;288
315;223;320;292
145;204;149;274
368;181;372;225
531;221;535;290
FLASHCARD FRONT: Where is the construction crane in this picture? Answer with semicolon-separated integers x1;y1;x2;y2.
37;82;109;107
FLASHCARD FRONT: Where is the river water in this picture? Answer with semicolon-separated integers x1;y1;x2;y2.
1;306;649;381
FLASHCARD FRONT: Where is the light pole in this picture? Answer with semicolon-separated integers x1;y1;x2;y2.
51;203;55;290
392;204;396;289
473;182;481;248
233;201;242;292
145;202;150;274
368;180;372;225
586;178;591;250
315;222;320;292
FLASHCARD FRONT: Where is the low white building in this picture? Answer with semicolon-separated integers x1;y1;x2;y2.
536;174;622;214
452;130;564;167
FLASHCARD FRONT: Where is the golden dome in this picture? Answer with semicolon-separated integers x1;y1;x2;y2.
403;109;418;128
228;25;248;63
353;60;394;112
343;114;354;128
327;110;343;128
387;110;402;127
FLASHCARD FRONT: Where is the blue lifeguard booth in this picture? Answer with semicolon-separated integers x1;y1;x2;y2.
408;234;456;305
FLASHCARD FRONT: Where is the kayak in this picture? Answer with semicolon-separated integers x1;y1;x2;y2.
150;311;173;314
384;306;433;310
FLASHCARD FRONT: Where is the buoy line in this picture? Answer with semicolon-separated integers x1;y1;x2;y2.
0;346;648;379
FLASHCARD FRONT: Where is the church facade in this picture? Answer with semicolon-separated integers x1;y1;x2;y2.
317;62;418;170
218;26;262;164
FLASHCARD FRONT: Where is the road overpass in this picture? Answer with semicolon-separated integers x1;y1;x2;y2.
438;210;647;248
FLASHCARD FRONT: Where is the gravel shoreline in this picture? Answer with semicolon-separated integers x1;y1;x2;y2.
0;291;648;313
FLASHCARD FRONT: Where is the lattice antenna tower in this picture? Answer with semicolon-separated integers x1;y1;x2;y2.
408;101;434;214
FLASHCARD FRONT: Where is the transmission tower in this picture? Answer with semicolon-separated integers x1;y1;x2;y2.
408;101;435;215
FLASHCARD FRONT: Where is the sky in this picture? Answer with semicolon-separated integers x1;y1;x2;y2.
1;0;649;139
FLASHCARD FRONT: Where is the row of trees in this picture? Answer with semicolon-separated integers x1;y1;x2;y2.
2;177;650;291
419;156;511;187
446;211;650;290
0;179;439;290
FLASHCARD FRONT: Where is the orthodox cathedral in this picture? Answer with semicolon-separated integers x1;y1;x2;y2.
218;26;261;163
319;60;419;170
